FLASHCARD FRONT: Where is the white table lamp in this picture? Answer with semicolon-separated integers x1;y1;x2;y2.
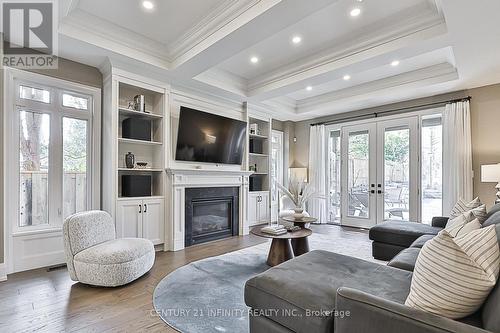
481;164;500;204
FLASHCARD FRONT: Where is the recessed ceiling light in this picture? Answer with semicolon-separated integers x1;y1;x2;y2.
356;0;364;2
142;1;154;10
306;86;313;91
350;8;361;17
343;74;351;81
292;36;302;44
250;56;259;64
391;60;400;67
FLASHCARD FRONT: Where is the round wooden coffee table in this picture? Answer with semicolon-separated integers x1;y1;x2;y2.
250;226;312;267
281;216;317;254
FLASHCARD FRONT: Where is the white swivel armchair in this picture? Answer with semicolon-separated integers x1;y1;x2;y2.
63;210;155;287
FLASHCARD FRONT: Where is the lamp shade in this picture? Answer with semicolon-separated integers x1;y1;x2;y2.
481;164;500;182
289;167;308;182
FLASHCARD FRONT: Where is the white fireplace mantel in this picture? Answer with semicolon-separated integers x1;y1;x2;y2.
165;168;253;251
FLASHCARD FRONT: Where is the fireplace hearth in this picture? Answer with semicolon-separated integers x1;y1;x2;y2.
185;187;239;247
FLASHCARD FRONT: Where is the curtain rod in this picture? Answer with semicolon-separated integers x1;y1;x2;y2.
310;96;472;127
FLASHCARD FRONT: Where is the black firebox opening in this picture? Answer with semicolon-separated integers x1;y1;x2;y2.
185;187;239;247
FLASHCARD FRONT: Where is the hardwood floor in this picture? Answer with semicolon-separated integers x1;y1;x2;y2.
0;225;369;332
0;234;266;332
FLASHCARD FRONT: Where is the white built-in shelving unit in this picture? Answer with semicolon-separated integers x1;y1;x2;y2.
102;67;170;246
245;105;273;226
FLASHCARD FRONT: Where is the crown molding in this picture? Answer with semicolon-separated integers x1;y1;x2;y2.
171;84;244;116
170;0;282;68
59;10;171;70
247;5;446;97
59;0;281;71
167;0;261;60
260;97;297;120
296;63;458;114
194;68;248;97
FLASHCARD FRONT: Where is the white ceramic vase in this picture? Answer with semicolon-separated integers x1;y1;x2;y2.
293;207;305;220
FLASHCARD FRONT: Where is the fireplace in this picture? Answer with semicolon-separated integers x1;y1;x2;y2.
185;187;239;247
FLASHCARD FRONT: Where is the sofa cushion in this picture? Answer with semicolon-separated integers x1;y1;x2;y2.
74;238;154;265
244;250;412;333
369;221;442;247
388;248;420;272
485;203;500;221
483;280;500;332
483;210;500;228
410;234;435;248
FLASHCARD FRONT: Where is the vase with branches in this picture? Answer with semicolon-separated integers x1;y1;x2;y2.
277;176;317;220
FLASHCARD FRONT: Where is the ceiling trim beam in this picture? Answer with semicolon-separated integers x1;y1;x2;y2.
296;63;459;114
247;12;447;99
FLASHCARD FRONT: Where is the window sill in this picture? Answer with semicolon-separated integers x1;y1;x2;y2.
12;227;62;237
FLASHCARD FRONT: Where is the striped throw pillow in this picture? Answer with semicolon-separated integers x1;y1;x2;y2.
471;204;488;224
449;198;482;220
405;226;500;319
446;204;488;226
445;212;479;237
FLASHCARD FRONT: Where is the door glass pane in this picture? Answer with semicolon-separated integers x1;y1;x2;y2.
63;118;88;218
384;127;410;221
62;93;88;110
347;131;369;218
19;85;50;103
19;111;50;227
421;116;443;224
271;133;283;202
328;130;341;223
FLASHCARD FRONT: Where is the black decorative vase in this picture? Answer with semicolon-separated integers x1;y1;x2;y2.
125;152;135;168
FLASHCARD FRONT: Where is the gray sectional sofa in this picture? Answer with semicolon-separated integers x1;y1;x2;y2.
371;203;500;271
244;204;500;333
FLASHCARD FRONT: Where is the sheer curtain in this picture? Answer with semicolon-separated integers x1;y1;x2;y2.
308;125;327;223
442;100;473;215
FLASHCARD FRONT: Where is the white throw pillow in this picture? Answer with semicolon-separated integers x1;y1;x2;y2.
457;218;481;237
449;197;482;220
445;212;475;237
444;212;481;237
405;226;500;319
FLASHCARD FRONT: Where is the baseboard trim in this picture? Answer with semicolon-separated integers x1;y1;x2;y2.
0;263;7;282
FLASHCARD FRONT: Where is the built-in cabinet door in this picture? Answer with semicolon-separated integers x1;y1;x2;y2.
248;193;259;226
116;199;143;238
143;198;164;245
259;193;270;222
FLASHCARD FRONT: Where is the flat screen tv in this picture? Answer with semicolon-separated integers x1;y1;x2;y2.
175;106;247;165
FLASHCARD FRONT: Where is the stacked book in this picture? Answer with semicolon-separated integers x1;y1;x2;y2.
261;225;287;235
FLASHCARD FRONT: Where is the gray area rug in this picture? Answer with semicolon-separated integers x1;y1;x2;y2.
153;225;382;333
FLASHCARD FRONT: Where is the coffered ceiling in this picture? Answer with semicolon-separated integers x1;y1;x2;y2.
57;0;500;120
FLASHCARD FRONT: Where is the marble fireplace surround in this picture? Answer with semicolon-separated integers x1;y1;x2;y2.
166;168;254;251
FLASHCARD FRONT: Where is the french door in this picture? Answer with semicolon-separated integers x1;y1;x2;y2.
5;69;100;273
339;117;418;228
